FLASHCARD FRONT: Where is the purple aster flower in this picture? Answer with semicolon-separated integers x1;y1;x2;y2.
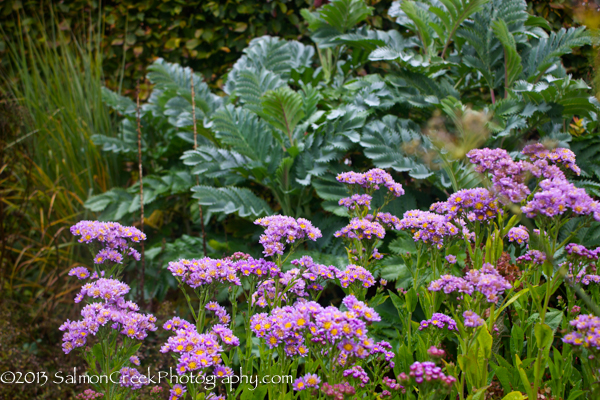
507;226;529;245
463;310;485;328
445;255;457;264
516;250;547;265
522;143;581;175
334;218;386;240
339;194;372;210
293;377;307;391
255;215;322;256
336;265;375;289
336;168;404;196
419;313;457;331
68;267;90;280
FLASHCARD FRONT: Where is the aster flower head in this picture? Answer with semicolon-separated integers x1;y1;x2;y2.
419;313;457;331
119;367;149;389
563;314;600;350
397;210;460;249
336;168;404;197
522;143;581;175
430;188;500;222
463;310;485;328
507;226;529;245
68;267;90;280
429;263;511;304
70;221;146;270
466;148;531;203
336;265;375;289
167;257;241;289
445;255;457;264
516;250;547;265
521;178;600;220
334;217;386;241
339;194;372;211
255;215;322;256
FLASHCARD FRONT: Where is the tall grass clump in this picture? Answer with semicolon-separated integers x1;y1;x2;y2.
0;11;117;309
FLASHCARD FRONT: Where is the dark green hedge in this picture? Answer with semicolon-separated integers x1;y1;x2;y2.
1;0;591;93
1;0;395;92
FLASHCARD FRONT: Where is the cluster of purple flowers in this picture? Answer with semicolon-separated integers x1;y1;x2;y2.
234;256;280;278
336;168;404;196
206;302;233;326
60;280;157;354
376;212;401;229
119;367;149;389
68;266;91;280
160;317;237;377
428;263;512;303
167;258;241;288
250;296;391;368
251;267;309;307
74;278;130;303
522;178;600;220
430;188;500;222
507;226;529;245
291;256;338;291
463;310;485;328
70;221;145;265
566;243;600;260
522;143;581;175
419;313;457;331
516;250;547;265
293;373;322;391
397;210;459;248
334;217;386;240
254;215;322;256
563;314;600;350
338;194;372;210
467;148;531;203
321;382;356;399
343;365;369;386
398;361;456;387
336;264;375;288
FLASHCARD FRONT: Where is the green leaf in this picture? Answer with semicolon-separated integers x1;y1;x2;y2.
318;0;373;34
191;186;273;219
534;322;554;350
212;105;277;161
492;19;522;89
260;87;305;141
501;392;525;400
